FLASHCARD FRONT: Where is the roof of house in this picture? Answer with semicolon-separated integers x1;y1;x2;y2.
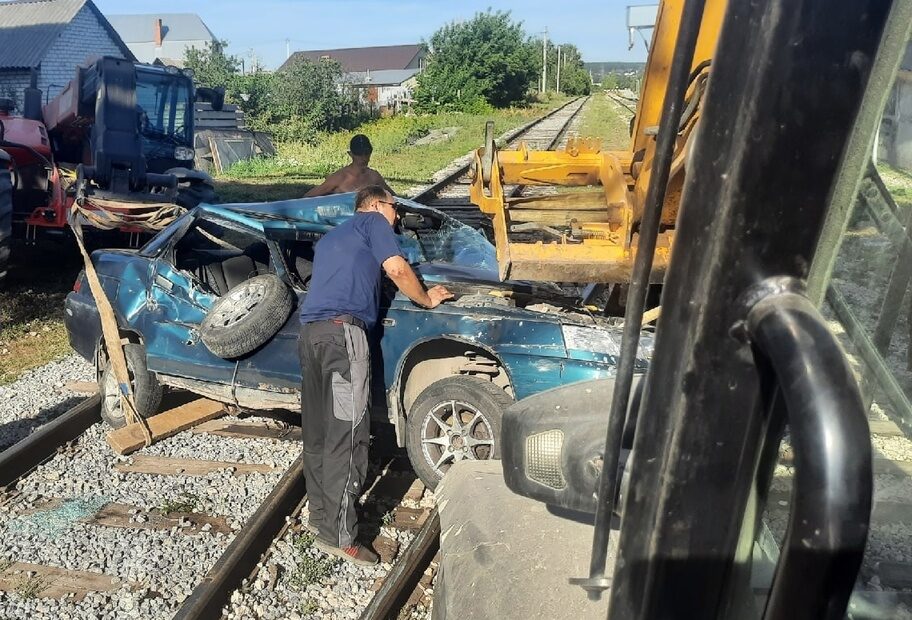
0;0;134;70
107;13;214;43
280;44;422;73
344;68;420;87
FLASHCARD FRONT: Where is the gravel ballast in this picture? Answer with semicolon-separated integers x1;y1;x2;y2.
0;413;303;619
0;354;93;451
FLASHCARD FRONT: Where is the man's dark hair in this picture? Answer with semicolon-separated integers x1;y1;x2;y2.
349;134;373;157
355;185;391;211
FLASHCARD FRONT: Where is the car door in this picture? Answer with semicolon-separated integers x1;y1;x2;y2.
142;215;261;384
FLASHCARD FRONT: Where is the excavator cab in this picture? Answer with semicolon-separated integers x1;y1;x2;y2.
435;0;912;618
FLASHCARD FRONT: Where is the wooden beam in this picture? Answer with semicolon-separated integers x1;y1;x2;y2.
868;419;905;437
508;209;614;225
106;398;225;455
506;192;610;211
0;562;117;601
192;418;302;442
114;455;275;476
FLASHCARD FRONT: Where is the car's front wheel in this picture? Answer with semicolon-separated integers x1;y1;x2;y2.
100;342;163;429
406;376;513;490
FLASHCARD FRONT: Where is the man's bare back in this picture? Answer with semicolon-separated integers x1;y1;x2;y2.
305;134;394;197
305;163;393;197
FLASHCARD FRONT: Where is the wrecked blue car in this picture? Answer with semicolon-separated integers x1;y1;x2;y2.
64;193;650;486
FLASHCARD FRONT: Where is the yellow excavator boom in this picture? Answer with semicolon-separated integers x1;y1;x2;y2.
468;0;727;283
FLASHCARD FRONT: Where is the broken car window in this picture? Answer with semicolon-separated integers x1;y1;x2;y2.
397;217;497;272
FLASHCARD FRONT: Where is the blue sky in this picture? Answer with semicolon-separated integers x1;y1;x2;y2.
93;0;650;70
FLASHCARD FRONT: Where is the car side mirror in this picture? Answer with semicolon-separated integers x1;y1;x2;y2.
501;377;643;514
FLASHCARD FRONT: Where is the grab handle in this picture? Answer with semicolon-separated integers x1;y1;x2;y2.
746;283;872;620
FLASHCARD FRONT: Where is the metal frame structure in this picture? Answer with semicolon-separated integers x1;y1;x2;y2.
467;0;728;283
607;0;893;617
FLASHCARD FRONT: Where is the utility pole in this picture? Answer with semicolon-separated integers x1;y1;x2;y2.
285;38;291;60
541;28;548;93
556;45;562;94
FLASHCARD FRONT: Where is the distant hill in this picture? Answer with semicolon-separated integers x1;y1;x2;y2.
585;62;645;83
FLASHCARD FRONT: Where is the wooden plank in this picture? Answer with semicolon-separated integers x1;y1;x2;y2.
875;561;912;589
192;418;302;442
0;562;117;600
196;120;246;129
508;209;614;225
779;450;912;476
87;502;232;535
769;490;912;524
868;419;906;437
393;506;431;530
195;103;239;112
63;381;98;394
106;398;226;455
114;454;275;476
373;535;400;564
506;191;610;211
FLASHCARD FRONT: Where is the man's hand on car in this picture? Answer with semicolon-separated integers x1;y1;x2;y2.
425;285;454;309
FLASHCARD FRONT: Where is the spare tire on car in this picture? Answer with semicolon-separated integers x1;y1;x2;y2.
200;274;293;359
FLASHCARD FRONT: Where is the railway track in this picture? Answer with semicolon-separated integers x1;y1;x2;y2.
410;95;590;229
0;389;438;620
0;100;596;620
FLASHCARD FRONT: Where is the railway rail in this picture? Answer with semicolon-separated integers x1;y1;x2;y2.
0;97;595;620
0;392;437;619
410;95;590;230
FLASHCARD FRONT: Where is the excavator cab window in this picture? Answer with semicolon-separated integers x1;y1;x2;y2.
134;68;193;149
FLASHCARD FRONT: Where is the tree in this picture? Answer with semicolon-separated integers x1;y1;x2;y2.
183;40;240;89
270;59;360;141
416;11;538;111
531;41;591;96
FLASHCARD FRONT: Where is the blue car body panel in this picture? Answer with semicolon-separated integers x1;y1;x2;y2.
65;193;647;431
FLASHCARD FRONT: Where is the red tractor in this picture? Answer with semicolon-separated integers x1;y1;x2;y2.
0;57;223;281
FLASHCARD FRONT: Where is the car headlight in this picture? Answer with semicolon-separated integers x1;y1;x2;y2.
561;324;622;357
561;324;656;362
174;146;195;161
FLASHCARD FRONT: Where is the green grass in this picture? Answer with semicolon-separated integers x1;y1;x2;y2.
877;162;912;206
575;91;634;151
288;531;340;589
14;573;53;599
159;493;200;514
0;243;82;385
216;96;572;202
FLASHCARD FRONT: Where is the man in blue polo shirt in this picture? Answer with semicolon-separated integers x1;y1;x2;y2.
299;185;452;565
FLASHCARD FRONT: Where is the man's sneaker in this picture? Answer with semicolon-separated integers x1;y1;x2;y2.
314;538;379;566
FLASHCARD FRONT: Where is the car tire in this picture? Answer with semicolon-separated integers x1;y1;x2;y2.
100;342;163;429
200;273;293;359
406;375;513;490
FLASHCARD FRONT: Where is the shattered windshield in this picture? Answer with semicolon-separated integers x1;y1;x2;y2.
397;217;498;272
135;69;192;146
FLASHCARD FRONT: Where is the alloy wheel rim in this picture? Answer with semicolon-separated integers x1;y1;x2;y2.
211;281;266;328
420;399;495;478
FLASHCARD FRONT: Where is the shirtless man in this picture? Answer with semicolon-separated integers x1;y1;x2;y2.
304;134;394;197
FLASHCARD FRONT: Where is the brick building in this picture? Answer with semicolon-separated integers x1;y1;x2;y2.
0;0;134;109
